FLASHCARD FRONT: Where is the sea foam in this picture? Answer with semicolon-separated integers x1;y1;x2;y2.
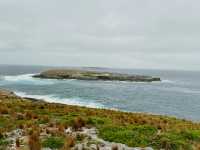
2;74;56;85
161;79;175;83
14;91;105;109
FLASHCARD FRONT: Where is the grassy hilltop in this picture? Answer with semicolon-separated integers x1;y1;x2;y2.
0;89;200;150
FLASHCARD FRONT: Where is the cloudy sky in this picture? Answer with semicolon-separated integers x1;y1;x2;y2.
0;0;200;70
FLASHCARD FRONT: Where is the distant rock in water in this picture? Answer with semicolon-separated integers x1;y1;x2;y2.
33;69;161;82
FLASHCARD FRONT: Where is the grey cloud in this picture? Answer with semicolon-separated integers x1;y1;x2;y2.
0;0;200;70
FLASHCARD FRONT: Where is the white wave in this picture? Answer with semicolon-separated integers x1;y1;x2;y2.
161;80;175;83
14;91;104;109
2;74;56;85
159;86;200;94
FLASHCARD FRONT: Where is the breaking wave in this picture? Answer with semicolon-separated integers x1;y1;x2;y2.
161;80;175;83
2;74;56;85
14;91;105;109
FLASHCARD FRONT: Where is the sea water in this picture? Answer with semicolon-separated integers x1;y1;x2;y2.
0;65;200;121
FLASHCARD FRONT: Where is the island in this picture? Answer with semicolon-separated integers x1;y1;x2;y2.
33;69;161;82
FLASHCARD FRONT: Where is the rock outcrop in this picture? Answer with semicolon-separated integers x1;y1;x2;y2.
0;89;18;98
33;69;161;82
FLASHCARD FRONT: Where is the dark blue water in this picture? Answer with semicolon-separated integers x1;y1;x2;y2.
0;65;200;121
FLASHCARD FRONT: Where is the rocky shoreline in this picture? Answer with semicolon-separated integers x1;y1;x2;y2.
33;69;161;82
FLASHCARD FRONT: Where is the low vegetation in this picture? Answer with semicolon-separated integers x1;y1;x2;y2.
42;137;64;149
0;91;200;149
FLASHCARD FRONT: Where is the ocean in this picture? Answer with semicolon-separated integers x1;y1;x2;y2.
0;65;200;121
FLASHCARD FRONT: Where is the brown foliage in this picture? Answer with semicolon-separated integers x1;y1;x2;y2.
16;138;20;147
0;106;9;114
18;123;24;129
62;135;75;149
16;113;24;120
25;111;33;119
72;117;85;131
42;115;50;122
28;130;41;150
58;124;65;133
48;122;55;127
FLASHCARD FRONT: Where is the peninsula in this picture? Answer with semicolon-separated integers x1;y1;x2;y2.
33;69;161;82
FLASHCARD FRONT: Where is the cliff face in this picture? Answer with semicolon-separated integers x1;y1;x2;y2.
33;69;161;82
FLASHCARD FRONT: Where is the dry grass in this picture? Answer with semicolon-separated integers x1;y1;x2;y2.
28;129;41;150
63;135;75;149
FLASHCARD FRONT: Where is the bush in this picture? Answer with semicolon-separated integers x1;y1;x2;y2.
151;132;193;150
25;111;34;119
29;131;41;150
42;137;64;149
181;130;200;141
87;117;110;126
0;138;9;150
62;135;75;149
99;125;157;147
16;138;20;147
72;117;85;131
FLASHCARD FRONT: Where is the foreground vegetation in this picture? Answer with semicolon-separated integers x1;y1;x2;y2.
0;90;200;149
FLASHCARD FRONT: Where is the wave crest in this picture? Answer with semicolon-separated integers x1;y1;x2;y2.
162;80;175;83
2;74;55;85
14;91;104;109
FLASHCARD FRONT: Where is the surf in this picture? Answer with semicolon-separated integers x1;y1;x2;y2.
14;91;105;109
2;74;56;85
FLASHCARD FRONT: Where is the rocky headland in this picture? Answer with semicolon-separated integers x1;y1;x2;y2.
33;69;161;82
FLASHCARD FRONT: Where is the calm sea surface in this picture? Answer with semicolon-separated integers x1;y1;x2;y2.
0;65;200;121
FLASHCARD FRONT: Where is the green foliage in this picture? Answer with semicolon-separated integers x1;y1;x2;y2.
0;138;9;150
151;132;193;150
87;116;111;126
0;117;9;128
181;130;200;141
42;137;64;149
58;114;76;126
99;125;157;147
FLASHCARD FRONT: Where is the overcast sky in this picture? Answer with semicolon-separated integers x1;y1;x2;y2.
0;0;200;70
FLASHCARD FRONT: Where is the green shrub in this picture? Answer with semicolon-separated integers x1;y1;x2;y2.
151;132;193;150
42;137;64;149
99;125;157;147
0;138;9;150
87;117;111;126
0;117;9;128
181;130;200;141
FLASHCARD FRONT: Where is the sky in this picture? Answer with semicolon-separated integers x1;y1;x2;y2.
0;0;200;71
